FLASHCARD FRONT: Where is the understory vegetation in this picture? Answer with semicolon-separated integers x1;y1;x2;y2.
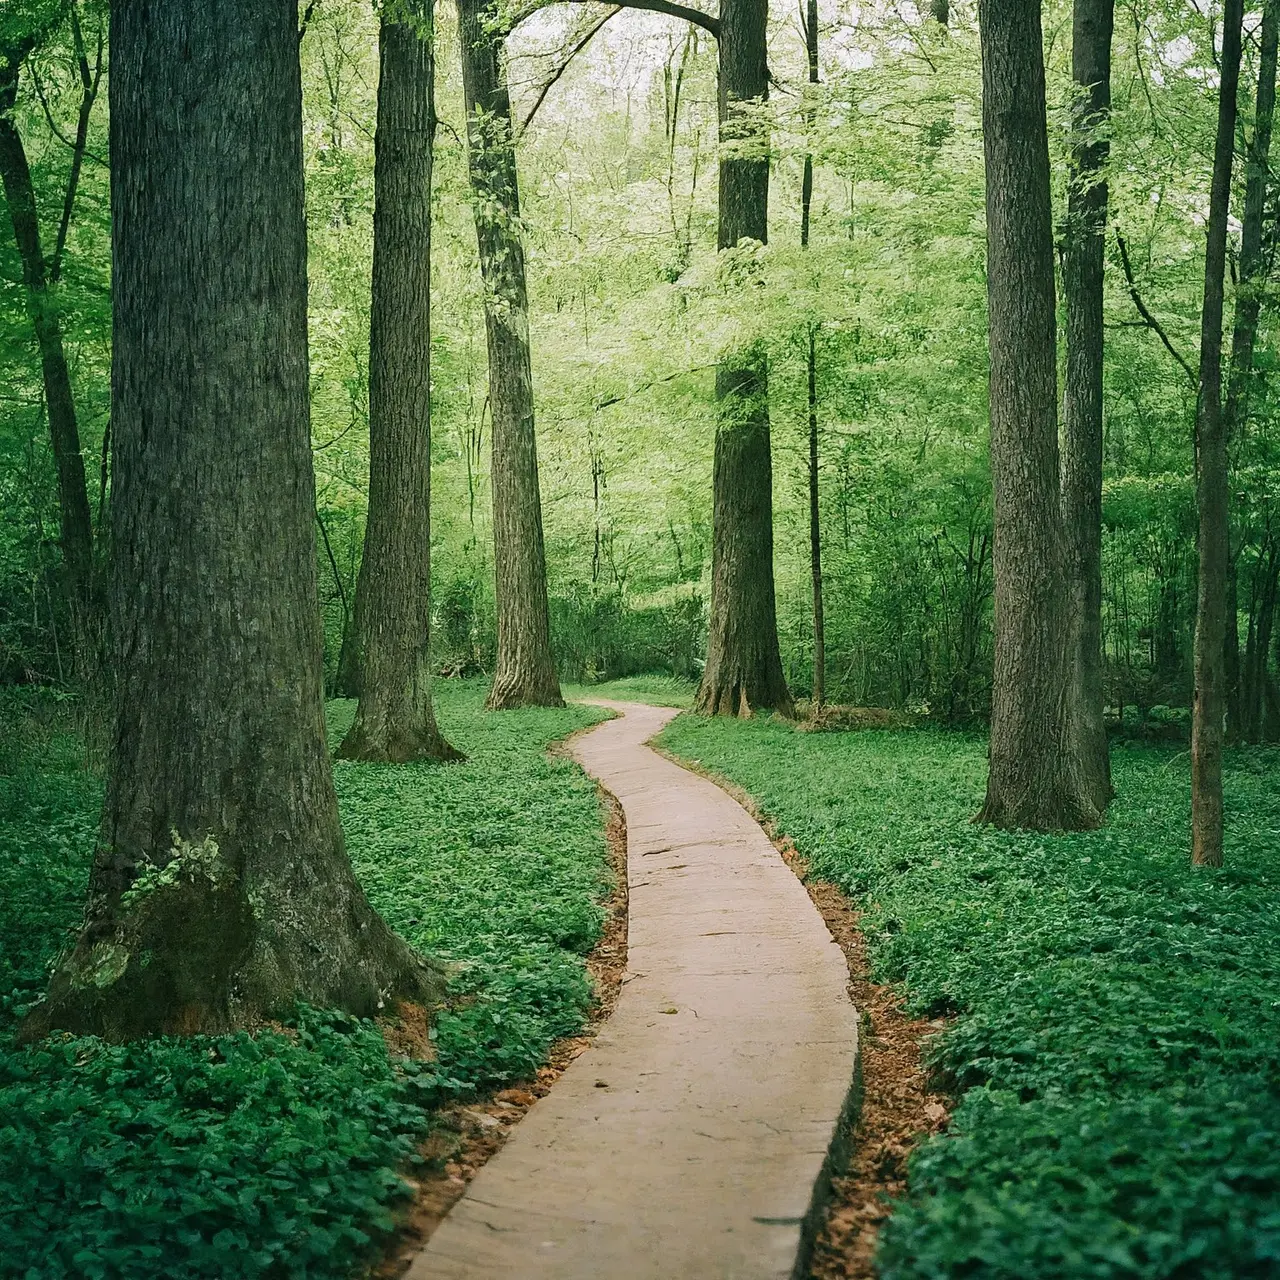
660;714;1280;1278
0;683;611;1278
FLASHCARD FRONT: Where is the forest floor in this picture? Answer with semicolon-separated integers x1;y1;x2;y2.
658;714;1280;1279
0;681;617;1280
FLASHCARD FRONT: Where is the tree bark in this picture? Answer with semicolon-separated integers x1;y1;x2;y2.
1191;0;1245;868
1061;0;1115;812
801;0;824;711
696;0;793;717
1224;1;1278;744
0;36;96;642
338;6;460;763
23;0;441;1042
976;0;1100;831
458;0;563;710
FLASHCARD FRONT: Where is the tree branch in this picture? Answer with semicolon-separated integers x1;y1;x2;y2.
513;0;719;40
519;6;623;134
595;363;716;409
1116;232;1198;388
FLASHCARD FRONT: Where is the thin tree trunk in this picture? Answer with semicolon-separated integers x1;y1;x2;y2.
976;0;1100;831
1224;1;1278;744
458;0;563;710
0;37;96;643
24;0;441;1042
1061;0;1115;812
339;5;461;763
1191;0;1245;868
696;0;793;717
801;0;824;713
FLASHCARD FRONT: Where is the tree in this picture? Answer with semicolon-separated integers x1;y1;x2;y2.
458;0;563;710
0;10;99;648
1191;0;1246;867
930;0;950;26
696;0;793;716
976;0;1100;831
800;0;824;712
1060;0;1115;813
23;0;440;1041
1224;0;1279;742
338;2;460;762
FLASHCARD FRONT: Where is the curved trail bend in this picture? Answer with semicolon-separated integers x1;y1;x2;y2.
408;701;860;1279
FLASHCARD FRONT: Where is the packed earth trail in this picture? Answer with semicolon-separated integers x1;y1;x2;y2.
407;701;860;1279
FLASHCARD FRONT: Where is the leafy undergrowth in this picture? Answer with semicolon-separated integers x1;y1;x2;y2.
0;680;609;1278
659;715;1280;1279
563;672;697;708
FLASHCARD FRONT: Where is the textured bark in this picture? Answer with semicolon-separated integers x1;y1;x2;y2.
1192;0;1245;867
1225;0;1278;441
1224;1;1278;742
23;0;441;1042
458;0;563;710
0;39;96;637
338;7;460;763
801;0;824;711
696;0;792;717
976;0;1100;831
1061;0;1114;812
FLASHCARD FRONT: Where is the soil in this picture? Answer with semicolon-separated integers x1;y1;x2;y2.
652;748;951;1280
370;786;628;1279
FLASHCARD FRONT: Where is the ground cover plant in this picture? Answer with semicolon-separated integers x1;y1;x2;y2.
0;681;610;1278
659;714;1280;1279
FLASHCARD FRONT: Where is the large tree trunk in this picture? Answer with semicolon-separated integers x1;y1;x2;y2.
975;0;1100;831
696;0;793;717
1061;0;1115;812
338;6;460;763
0;39;96;643
1191;0;1245;868
23;0;441;1042
458;0;563;710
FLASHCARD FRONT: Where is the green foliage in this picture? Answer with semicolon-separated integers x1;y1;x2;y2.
659;714;1280;1278
0;682;611;1277
564;672;697;708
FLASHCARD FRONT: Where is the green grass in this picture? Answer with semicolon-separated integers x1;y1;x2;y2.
563;672;697;708
0;680;610;1279
658;715;1280;1280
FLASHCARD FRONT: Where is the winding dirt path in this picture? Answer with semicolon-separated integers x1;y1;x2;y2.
407;701;860;1280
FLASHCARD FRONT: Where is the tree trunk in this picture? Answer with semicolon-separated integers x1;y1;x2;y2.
338;6;460;763
931;0;950;25
1225;0;1278;441
975;0;1100;831
801;0;824;713
23;0;441;1042
458;0;563;710
696;0;793;717
1061;0;1115;812
1191;0;1245;868
0;39;96;644
1224;2;1278;745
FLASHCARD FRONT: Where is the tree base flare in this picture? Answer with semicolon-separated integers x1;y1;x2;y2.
20;863;446;1043
485;671;565;711
695;673;794;719
337;711;464;764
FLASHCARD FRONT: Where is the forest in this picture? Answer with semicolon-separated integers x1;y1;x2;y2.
1;0;1278;1276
